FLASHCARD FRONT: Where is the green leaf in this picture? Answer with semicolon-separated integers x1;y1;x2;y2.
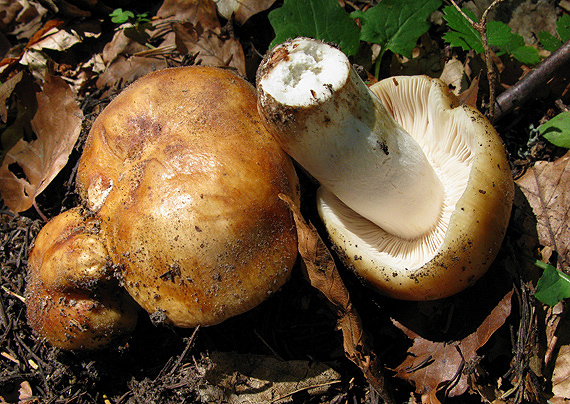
444;12;540;65
487;21;540;65
442;6;483;53
351;0;441;58
268;0;360;56
539;30;563;52
535;264;570;306
110;8;134;24
538;111;570;149
557;13;570;42
510;45;541;65
487;20;516;48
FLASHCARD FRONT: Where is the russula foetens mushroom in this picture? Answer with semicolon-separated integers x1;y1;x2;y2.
256;38;514;300
25;207;138;350
27;66;300;348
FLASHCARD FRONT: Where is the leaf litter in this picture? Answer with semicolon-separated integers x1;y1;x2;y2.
392;290;514;403
0;72;82;216
516;151;570;273
1;0;570;403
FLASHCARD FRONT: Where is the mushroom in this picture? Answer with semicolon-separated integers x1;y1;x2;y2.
74;66;300;328
256;38;514;300
26;66;300;349
26;207;138;350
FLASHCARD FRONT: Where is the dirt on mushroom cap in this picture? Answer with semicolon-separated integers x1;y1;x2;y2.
25;207;138;350
76;67;300;327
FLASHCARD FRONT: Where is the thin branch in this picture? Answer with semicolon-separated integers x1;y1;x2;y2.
449;0;506;120
494;39;570;122
269;380;343;403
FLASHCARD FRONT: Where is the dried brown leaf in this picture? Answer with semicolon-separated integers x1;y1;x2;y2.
158;0;221;30
457;74;479;108
198;351;340;403
97;0;245;89
215;0;277;25
0;71;22;123
24;19;66;49
548;304;570;402
23;20;100;54
552;343;570;402
278;194;395;404
0;0;23;32
172;20;245;74
0;73;82;213
1;73;39;159
95;28;161;89
393;290;513;403
516;152;570;272
158;0;246;75
439;57;465;95
0;0;46;40
18;380;33;403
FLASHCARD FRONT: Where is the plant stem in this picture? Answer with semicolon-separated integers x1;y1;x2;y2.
449;0;505;121
374;47;386;79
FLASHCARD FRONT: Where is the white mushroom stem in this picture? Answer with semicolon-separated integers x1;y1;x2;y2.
257;38;445;240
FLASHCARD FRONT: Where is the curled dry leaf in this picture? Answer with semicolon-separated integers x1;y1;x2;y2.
278;194;395;404
0;73;82;213
0;71;22;123
516;151;570;272
457;74;480;108
0;379;33;403
198;351;340;403
95;28;162;90
0;72;39;159
215;0;277;25
0;0;47;41
438;57;466;95
393;290;514;404
19;20;101;81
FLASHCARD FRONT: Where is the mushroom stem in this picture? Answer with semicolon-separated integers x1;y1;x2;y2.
257;38;445;240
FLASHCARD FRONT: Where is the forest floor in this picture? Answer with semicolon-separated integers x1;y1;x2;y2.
1;0;570;403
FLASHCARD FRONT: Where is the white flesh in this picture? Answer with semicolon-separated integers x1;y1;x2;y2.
258;38;445;240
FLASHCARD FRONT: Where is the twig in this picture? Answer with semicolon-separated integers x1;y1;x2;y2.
449;0;506;121
33;201;48;222
494;39;570;122
1;286;26;304
144;327;200;385
504;241;540;403
269;380;342;403
164;325;200;378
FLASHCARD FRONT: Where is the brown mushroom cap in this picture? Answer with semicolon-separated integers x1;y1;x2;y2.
76;67;300;327
26;207;138;350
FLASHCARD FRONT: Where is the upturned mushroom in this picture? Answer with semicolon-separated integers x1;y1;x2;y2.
256;38;514;300
26;66;300;348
